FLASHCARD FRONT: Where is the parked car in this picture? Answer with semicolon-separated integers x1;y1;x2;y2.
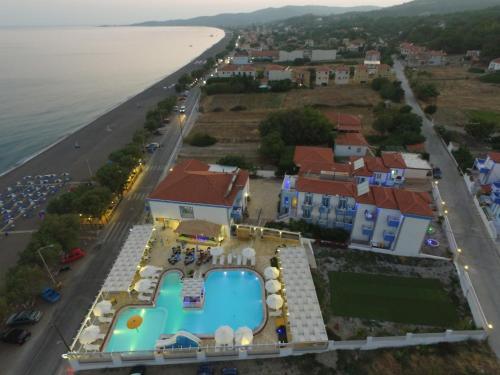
432;167;442;179
163;117;170;124
1;328;31;345
221;368;238;375
40;287;61;303
5;310;43;326
173;105;179;112
61;248;86;264
179;105;186;113
129;365;146;375
198;365;214;375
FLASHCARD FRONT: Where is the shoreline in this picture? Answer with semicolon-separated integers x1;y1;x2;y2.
0;27;226;179
0;29;228;189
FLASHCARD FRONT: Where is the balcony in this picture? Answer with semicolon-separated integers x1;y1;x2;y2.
344;223;353;231
387;216;400;228
319;205;330;214
362;225;373;236
231;207;243;221
346;207;356;216
364;210;376;221
383;230;396;242
474;158;490;174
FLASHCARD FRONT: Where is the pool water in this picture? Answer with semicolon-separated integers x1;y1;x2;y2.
105;270;264;352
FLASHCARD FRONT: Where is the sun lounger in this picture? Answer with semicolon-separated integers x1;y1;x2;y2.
227;253;233;264
98;316;113;323
84;344;101;351
269;309;282;317
237;254;242;265
219;255;225;265
212;255;218;265
96;333;106;340
250;256;256;266
138;293;151;302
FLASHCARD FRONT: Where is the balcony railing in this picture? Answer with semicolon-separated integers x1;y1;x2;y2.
387;216;400;228
383;230;396;242
364;210;376;221
362;225;373;236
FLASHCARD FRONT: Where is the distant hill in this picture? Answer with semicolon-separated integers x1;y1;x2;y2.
132;5;380;27
371;0;500;17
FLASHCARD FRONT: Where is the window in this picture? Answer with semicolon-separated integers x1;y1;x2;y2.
304;193;313;205
338;198;347;209
302;207;311;219
179;205;194;219
356;147;362;153
322;195;330;207
374;172;383;180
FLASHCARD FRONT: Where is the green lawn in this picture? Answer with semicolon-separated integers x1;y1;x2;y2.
329;272;460;327
467;110;500;127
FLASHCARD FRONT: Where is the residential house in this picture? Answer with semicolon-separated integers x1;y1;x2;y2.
334;133;369;157
474;152;500;184
427;50;447;66
315;66;331;86
324;112;361;133
147;159;250;237
292;68;311;87
311;49;337;62
353;64;369;83
266;64;293;81
293;146;351;179
466;50;481;61
401;153;432;180
351;154;407;187
376;64;395;79
334;65;350;85
399;42;425;57
216;64;256;79
347;38;365;52
304;39;315;47
364;50;381;65
489;58;500;72
381;152;407;185
278;50;304;62
233;51;250;65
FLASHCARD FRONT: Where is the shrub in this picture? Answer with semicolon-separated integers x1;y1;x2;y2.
212;107;224;112
217;155;253;170
230;105;247;111
185;133;217;147
414;83;440;100
452;145;474;172
479;72;500;84
468;67;485;74
424;105;438;115
465;121;495;141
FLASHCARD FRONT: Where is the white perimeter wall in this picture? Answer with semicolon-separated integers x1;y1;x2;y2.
394;216;430;256
278;50;304;62
311;50;337;62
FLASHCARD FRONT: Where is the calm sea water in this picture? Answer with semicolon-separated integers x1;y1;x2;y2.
0;26;224;175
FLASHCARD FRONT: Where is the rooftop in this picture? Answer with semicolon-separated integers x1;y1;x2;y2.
294;146;335;174
401;153;432;170
296;177;355;197
336;133;369;146
488;152;500;163
393;189;433;217
148;159;249;207
381;152;407;169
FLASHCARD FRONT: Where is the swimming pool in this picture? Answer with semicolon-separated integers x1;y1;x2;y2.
105;269;265;352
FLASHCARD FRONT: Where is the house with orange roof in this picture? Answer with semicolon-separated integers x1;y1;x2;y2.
216;64;256;79
265;64;293;81
334;65;350;85
315;66;331;86
292;68;311;87
352;64;369;84
334;133;369;157
364;50;381;65
324;112;361;133
375;64;395;79
147;159;250;237
248;49;279;62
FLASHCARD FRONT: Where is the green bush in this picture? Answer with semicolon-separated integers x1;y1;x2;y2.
479;72;500;84
414;83;440;100
230;105;247;111
468;67;485;74
217;155;254;170
452;145;474;172
465;121;496;141
424;105;438;115
186;133;217;147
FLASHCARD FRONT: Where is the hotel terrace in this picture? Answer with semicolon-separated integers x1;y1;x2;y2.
64;163;328;371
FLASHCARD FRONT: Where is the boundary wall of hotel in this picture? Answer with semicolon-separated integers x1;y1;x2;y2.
431;183;490;329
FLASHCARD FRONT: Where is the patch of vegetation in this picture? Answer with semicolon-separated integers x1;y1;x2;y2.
468;67;485;74
269;79;294;92
144;96;177;132
413;82;440;101
424;104;437;115
203;76;260;95
370;106;425;147
217;155;254;171
230;105;246;111
185;132;217;147
467;109;500;127
479;71;500;84
371;78;404;102
265;219;350;243
329;271;460;326
452;145;474;172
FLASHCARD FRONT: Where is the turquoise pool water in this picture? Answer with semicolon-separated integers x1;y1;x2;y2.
105;270;264;352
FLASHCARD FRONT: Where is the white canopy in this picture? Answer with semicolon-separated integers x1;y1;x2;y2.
235;326;253;346
140;265;161;278
215;325;234;346
134;278;153;293
79;325;100;345
93;300;112;317
264;266;280;280
242;247;256;258
265;279;282;293
182;278;204;298
101;225;153;293
266;294;284;310
210;246;224;256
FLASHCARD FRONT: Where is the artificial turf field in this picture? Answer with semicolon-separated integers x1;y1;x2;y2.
329;271;460;326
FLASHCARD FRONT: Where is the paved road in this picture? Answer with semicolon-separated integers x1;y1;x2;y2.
0;32;230;276
0;57;209;375
394;60;500;356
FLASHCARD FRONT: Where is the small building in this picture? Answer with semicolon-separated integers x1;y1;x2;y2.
147;159;250;237
376;64;394;79
324;111;361;133
304;39;315;48
381;152;407;185
334;65;350;85
311;49;337;62
466;50;481;59
334;133;369;157
474;152;500;184
346;38;365;52
401;153;432;180
353;64;369;83
315;66;331;86
489;58;500;72
292;68;311;87
233;51;250;65
427;50;447;66
364;50;381;65
278;50;304;62
266;64;293;81
216;64;256;79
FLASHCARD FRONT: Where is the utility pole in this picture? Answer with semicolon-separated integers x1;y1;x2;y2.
37;244;57;286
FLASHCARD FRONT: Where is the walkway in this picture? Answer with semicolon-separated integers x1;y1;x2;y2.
394;59;500;356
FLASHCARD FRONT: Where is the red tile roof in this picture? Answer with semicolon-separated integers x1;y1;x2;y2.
294;146;336;174
492;58;500;64
239;65;256;72
335;65;350;72
219;64;239;72
265;64;286;71
357;190;375;205
316;66;331;72
393;190;433;217
149;159;249;207
488;152;500;163
372;186;398;210
324;112;361;133
249;50;279;58
406;143;426;153
336;133;369;146
381;152;407;169
296;177;356;197
366;157;390;173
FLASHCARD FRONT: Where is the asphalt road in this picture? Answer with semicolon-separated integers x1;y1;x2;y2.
394;60;500;356
0;32;230;276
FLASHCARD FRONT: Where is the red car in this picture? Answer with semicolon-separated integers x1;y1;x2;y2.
61;248;86;264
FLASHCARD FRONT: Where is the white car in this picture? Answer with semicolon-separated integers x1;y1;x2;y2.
179;106;186;113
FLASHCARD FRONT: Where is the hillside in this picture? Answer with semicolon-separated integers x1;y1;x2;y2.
372;0;500;17
132;5;380;27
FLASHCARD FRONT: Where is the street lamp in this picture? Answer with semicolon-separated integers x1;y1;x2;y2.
37;244;57;286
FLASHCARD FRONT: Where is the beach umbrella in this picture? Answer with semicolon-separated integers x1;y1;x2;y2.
265;279;282;293
134;279;153;293
79;325;100;345
266;294;284;310
93;300;112;317
214;325;234;346
235;326;253;346
127;315;143;331
264;266;279;280
242;247;255;258
209;246;224;257
139;265;160;278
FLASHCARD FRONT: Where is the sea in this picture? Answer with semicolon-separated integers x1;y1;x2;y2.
0;26;224;175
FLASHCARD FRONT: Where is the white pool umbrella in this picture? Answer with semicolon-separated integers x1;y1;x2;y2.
235;326;253;346
139;265;159;278
266;294;284;310
264;266;279;280
210;246;224;256
265;279;282;293
134;279;153;293
93;300;112;317
79;325;100;345
214;325;234;346
242;247;255;258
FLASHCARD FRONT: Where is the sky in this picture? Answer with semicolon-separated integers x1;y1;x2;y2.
0;0;409;26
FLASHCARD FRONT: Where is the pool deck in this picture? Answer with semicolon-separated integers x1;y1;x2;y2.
82;226;304;353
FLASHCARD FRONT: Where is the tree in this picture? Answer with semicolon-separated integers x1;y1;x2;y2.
373;113;394;135
217;155;253;170
424;105;438;115
415;83;440;100
75;186;112;218
452;145;475;171
260;132;285;161
465;121;496;141
95;163;129;194
5;265;47;305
